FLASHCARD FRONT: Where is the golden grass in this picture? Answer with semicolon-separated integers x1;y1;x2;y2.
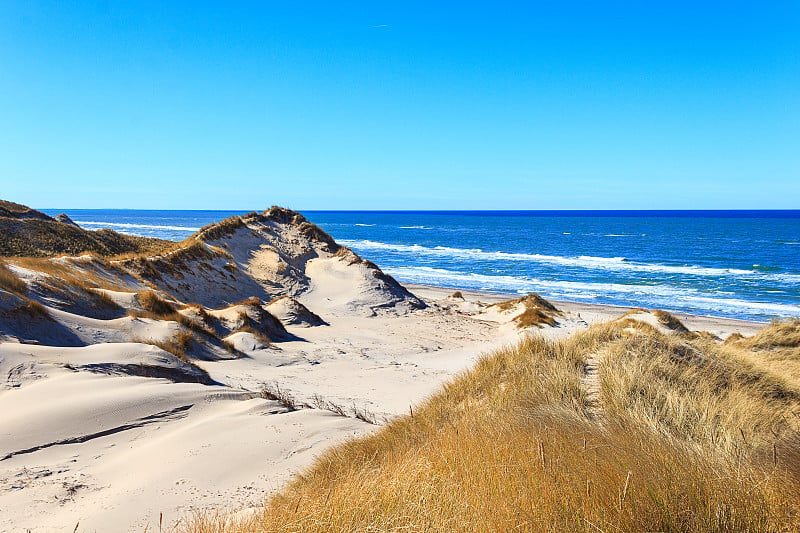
8;256;131;292
136;290;178;316
129;298;244;358
232;325;272;345
18;299;52;319
515;305;558;328
134;331;195;363
183;320;800;533
738;318;800;350
0;260;27;295
651;309;690;333
195;216;247;242
491;293;560;328
118;241;230;282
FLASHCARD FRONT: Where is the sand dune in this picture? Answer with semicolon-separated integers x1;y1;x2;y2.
0;207;764;531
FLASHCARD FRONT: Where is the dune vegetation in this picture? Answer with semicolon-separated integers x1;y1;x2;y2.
185;318;800;532
0;259;27;295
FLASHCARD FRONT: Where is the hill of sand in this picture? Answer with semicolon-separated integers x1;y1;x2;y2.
0;204;765;532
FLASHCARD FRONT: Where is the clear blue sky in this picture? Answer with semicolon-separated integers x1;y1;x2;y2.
1;1;798;210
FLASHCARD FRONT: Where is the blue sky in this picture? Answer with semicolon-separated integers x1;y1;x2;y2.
1;1;798;210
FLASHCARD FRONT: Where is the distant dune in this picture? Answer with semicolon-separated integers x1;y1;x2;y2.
0;199;170;257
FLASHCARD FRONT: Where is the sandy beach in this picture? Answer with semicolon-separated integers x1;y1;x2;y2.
1;267;763;532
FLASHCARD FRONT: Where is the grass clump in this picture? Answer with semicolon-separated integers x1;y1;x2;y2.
491;292;560;328
738;318;800;350
195;216;247;242
136;290;177;316
0;260;27;295
136;331;195;363
184;320;800;533
261;382;298;410
515;305;558;328
18;299;52;320
651;309;690;333
232;325;271;345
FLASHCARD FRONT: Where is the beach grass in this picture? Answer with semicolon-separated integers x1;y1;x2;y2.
182;319;800;532
0;260;27;295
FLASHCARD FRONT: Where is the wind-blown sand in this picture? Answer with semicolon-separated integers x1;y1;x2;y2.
0;208;765;532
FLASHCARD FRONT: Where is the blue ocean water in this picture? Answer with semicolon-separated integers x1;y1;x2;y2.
44;209;800;323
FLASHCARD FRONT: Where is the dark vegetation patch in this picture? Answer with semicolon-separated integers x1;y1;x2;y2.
0;217;170;257
195;216;248;242
0;200;53;220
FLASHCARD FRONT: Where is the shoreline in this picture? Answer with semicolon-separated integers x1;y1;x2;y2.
404;283;766;337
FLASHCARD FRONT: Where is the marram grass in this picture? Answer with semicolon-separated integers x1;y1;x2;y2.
183;321;800;532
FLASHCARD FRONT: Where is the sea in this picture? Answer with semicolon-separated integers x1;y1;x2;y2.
43;209;800;323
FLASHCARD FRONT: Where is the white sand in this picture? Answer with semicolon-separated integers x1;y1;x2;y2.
0;282;761;531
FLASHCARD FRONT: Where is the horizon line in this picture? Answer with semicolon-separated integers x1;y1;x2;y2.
40;207;800;213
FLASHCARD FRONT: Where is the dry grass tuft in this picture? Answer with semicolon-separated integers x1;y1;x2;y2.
181;303;212;323
261;382;298;410
136;290;177;316
132;332;216;385
494;292;558;313
119;241;228;282
135;331;195;363
91;289;123;310
0;260;27;295
651;309;690;333
195;216;247;242
234;296;262;306
491;293;560;328
232;325;272;345
17;299;52;320
737;318;800;350
515;305;558;328
183;320;800;533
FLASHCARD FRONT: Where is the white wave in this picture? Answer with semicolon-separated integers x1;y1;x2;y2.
339;239;796;280
399;225;433;229
385;266;800;318
386;266;692;298
354;223;376;227
686;295;800;315
77;221;201;232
